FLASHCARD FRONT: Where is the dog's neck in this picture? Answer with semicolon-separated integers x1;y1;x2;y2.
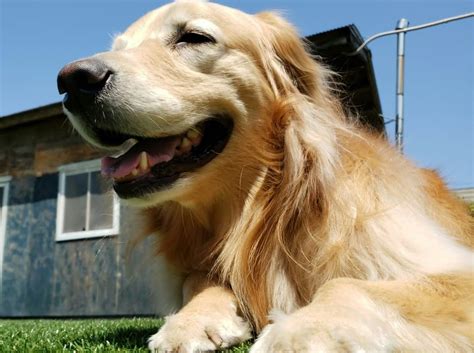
144;96;349;328
147;158;265;273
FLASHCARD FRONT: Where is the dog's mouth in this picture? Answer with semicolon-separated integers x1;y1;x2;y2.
98;118;233;199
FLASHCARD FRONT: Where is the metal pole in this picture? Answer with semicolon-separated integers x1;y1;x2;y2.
349;13;474;56
395;18;409;152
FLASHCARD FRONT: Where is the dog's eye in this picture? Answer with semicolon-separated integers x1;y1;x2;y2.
176;32;215;45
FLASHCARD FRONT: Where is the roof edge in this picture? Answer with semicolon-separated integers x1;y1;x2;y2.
0;102;63;130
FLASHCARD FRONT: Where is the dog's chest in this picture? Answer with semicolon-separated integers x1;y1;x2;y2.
266;260;299;314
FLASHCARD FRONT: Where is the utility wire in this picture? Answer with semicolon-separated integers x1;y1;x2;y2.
347;12;474;56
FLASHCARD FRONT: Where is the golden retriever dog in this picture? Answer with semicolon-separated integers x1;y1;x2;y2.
57;0;474;351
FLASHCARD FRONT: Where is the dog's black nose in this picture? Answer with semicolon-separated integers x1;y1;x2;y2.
57;59;112;96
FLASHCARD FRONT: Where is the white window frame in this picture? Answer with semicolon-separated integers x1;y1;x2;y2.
0;175;11;298
56;160;120;241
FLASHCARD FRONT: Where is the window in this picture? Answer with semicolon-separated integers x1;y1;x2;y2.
0;176;11;296
56;160;120;241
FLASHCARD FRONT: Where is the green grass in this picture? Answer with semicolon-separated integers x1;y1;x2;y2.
0;318;252;352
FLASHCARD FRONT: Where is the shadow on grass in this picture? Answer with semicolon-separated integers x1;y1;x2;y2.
66;323;253;352
107;326;158;347
69;326;159;350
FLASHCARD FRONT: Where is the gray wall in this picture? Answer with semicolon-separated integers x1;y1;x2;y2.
0;173;182;317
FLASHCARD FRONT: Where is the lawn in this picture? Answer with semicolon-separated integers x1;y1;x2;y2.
0;318;252;352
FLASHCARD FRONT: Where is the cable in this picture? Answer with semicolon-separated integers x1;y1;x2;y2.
346;12;474;56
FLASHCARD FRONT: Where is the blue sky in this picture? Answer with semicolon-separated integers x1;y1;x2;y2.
1;0;473;188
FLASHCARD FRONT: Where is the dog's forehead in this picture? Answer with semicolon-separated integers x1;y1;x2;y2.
112;1;253;50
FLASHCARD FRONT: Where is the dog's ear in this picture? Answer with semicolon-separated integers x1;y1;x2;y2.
255;12;319;97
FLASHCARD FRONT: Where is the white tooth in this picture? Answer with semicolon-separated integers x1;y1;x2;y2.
186;129;201;141
187;129;202;146
131;168;138;176
139;152;148;171
180;137;192;151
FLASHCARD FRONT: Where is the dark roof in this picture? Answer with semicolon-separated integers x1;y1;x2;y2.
1;25;384;133
306;25;384;132
0;102;63;130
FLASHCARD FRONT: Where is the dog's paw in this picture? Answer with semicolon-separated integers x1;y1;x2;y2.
249;308;393;353
148;311;252;353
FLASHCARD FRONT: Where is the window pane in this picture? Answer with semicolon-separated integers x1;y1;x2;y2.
63;173;87;233
89;171;114;231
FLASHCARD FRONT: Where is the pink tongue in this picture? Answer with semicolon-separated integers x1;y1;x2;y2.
101;136;181;178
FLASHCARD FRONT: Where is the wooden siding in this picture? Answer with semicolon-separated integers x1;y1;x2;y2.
0;114;182;317
0;114;103;177
1;172;182;317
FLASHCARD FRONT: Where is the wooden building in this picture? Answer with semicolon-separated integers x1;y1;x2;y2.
0;103;182;317
0;25;383;317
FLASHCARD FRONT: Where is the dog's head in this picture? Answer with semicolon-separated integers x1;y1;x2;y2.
58;0;321;206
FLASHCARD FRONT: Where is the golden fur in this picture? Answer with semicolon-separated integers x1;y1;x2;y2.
62;1;473;351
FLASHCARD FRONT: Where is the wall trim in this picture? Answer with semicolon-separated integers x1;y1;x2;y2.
0;177;11;300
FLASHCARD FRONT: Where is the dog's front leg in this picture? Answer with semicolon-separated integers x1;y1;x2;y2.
251;275;473;353
148;272;252;353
